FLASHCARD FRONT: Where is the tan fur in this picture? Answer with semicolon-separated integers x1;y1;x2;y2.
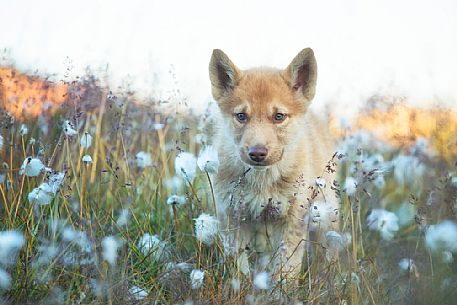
209;49;339;277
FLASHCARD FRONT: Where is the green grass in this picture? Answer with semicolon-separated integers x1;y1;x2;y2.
0;84;456;305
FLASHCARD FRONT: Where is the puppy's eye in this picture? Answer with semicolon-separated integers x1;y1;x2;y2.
273;113;286;122
235;113;248;123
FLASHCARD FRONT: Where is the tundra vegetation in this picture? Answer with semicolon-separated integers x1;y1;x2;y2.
0;69;456;305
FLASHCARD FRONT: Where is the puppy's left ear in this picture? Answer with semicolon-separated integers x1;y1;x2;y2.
283;48;317;104
209;49;241;101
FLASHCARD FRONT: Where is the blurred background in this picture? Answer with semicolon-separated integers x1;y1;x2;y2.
1;0;456;118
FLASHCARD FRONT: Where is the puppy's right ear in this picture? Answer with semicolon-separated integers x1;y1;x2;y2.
209;49;240;100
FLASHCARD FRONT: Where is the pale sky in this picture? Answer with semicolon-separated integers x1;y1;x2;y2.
1;0;456;118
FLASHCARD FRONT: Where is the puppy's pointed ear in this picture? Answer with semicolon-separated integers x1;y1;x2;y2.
283;48;317;104
209;49;241;100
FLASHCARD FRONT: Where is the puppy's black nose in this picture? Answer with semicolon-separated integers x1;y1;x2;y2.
248;145;268;162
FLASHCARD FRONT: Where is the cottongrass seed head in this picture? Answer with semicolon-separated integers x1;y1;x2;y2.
63;120;77;136
194;213;219;246
82;155;93;164
197;145;219;174
367;209;399;240
0;268;12;290
0;231;24;265
19;157;44;177
137;233;168;261
101;236;121;266
167;194;186;205
425;220;457;253
129;285;148;300
135;151;152;168
190;269;205;289
80;132;92;148
175;152;197;181
253;272;271;290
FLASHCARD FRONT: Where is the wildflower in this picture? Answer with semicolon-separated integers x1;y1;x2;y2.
80;132;92;148
63;120;77;136
343;177;357;195
315;177;326;188
310;201;339;231
101;236;121;266
190;269;205;289
135;151;152;168
175;152;197;181
48;171;65;194
325;231;351;251
117;209;129;227
0;135;3;150
19;124;28;135
367;209;399;240
392;154;425;186
194;213;219;246
398;258;415;272
197;146;219;174
231;278;241;292
19;157;44;176
0;231;24;265
253;272;270;290
0;268;11;289
28;183;53;205
396;202;416;227
137;233;168;261
167;194;186;205
425;220;457;252
82;155;93;164
129;285;148;300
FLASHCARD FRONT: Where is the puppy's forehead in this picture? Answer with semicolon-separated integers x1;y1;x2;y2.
237;70;287;100
233;69;295;113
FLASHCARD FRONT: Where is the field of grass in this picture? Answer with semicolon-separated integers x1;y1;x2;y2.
0;75;456;305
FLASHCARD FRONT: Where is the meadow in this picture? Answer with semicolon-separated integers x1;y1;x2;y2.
0;71;456;305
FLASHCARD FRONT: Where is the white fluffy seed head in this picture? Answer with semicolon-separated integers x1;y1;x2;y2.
344;176;357;196
129;285;148;300
253;272;270;290
197;145;219;174
367;209;399;240
101;236;121;266
19;157;44;177
0;268;12;290
175;152;197;181
315;177;326;188
82;155;93;164
0;231;24;265
135;151;152;168
190;269;205;289
194;213;219;246
80;133;93;148
137;233;168;261
167;194;186;205
28;183;53;205
63;120;77;136
425;220;457;252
